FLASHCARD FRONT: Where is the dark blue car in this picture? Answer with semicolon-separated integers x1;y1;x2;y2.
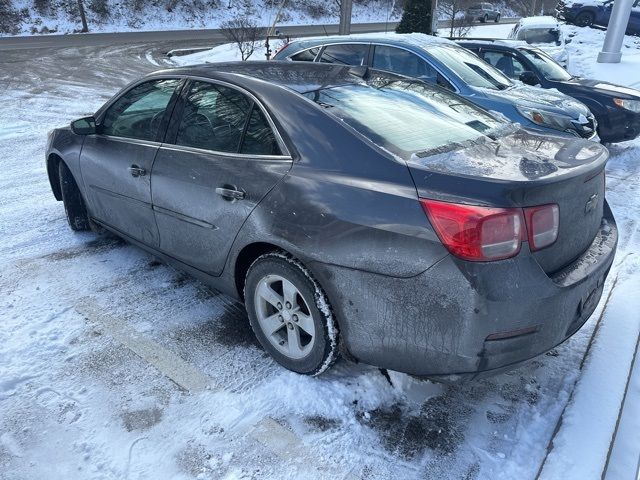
556;0;640;34
459;39;640;143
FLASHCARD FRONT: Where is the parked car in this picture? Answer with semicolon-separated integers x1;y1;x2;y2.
47;62;617;381
556;0;640;35
466;3;501;23
274;34;597;140
508;16;569;65
459;39;640;143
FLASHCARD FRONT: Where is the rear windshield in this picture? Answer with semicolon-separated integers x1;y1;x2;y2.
306;79;510;159
517;28;561;45
427;45;513;90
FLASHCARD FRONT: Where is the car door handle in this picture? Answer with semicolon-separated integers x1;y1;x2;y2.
215;187;245;200
128;165;146;177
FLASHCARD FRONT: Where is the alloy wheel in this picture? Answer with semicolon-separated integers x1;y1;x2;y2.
254;274;316;360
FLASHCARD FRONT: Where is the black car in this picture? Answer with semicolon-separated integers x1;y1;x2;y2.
46;62;617;380
460;39;640;143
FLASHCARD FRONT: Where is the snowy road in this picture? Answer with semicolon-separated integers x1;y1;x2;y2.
1;40;639;480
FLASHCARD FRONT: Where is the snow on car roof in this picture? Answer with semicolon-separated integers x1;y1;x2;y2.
517;16;561;28
294;32;455;48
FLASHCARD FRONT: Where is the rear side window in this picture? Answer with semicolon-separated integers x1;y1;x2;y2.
240;106;281;156
290;47;320;61
175;81;251;153
101;79;180;141
319;44;369;65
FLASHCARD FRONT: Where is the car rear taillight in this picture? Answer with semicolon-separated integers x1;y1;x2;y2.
523;204;559;251
420;199;560;261
420;199;524;261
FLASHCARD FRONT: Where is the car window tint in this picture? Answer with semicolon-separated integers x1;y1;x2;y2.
319;44;368;65
175;81;251;153
101;79;180;141
373;45;437;80
290;47;320;61
240;106;282;155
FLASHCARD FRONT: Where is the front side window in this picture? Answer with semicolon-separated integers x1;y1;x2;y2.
290;47;320;62
482;51;526;79
373;45;436;79
101;79;180;141
175;81;251;153
307;78;508;159
319;44;369;65
428;45;512;90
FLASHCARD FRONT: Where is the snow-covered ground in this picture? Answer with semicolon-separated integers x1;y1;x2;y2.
1;25;640;479
3;0;401;37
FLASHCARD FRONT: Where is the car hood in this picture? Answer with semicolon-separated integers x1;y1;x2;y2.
560;77;640;100
480;84;590;118
407;128;607;183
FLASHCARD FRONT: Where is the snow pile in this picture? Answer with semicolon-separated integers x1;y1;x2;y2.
563;24;640;86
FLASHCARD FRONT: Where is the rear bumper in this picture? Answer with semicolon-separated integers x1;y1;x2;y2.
310;203;617;380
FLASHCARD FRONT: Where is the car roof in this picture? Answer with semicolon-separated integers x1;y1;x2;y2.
145;61;401;94
457;39;541;51
283;32;455;52
516;15;560;28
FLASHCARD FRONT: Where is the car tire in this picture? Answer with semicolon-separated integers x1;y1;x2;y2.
575;11;594;27
495;13;501;23
59;161;90;231
481;14;488;23
244;252;339;376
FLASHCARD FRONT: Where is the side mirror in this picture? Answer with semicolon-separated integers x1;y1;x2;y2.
71;116;96;135
519;71;539;86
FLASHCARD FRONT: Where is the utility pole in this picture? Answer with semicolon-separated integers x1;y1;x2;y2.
432;0;439;34
339;0;353;35
77;0;88;32
598;0;635;63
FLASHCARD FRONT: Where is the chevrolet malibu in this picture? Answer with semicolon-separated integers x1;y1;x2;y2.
46;62;617;380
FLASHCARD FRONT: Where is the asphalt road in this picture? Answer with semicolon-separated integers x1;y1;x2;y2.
0;18;519;51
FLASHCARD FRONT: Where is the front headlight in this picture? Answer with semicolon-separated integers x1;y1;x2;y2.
516;107;575;131
614;98;640;113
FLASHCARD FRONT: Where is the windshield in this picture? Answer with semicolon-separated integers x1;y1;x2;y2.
427;45;513;90
306;79;508;159
520;48;572;81
517;28;561;45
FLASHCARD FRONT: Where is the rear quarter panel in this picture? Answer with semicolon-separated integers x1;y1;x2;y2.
224;81;449;279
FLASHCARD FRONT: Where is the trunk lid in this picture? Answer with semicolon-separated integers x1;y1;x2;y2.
407;130;608;273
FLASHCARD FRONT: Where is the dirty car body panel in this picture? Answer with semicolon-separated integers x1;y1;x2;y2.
46;62;617;380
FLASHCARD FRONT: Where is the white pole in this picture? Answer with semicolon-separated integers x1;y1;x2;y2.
597;0;635;63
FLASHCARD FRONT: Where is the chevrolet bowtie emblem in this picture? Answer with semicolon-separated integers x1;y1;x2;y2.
585;193;598;213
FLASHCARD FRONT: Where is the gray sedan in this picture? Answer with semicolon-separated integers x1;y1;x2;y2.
46;62;617;380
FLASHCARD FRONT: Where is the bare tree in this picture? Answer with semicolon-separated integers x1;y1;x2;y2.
220;16;265;61
439;0;473;38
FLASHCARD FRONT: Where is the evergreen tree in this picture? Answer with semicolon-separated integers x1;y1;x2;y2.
396;0;434;35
